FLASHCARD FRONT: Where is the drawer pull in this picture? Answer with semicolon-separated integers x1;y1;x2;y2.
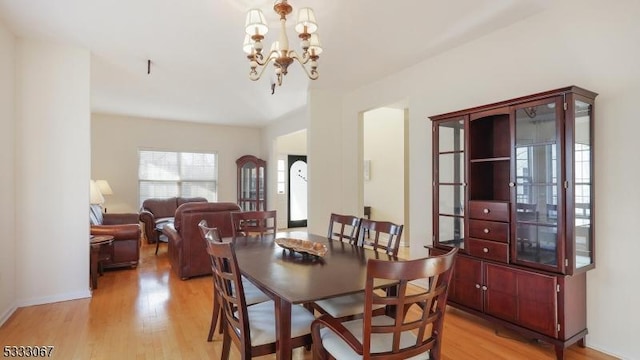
483;208;490;214
483;247;489;253
483;228;490;233
482;285;488;291
475;284;481;289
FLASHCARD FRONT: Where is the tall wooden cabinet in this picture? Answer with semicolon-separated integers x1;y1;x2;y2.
429;86;596;360
236;155;266;211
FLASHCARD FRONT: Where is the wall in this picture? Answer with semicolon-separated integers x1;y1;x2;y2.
91;113;263;213
320;0;639;357
15;39;91;306
263;0;640;358
307;90;350;236
363;107;404;230
0;19;16;325
262;107;308;227
275;130;307;228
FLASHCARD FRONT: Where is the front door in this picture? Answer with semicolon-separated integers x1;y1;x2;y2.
287;155;307;228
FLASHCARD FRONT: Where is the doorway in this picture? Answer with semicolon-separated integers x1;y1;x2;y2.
362;107;409;244
287;155;308;228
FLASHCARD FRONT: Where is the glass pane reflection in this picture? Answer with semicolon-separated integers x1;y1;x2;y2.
439;152;464;183
515;223;558;266
438;215;464;249
574;99;593;268
439;185;464;216
515;185;557;225
438;120;464;153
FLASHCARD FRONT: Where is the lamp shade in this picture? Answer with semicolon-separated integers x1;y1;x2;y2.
243;34;255;54
295;7;318;34
245;9;268;36
90;180;105;205
95;180;113;195
308;33;323;55
269;40;282;60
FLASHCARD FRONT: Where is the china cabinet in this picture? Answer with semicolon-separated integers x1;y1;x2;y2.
236;155;266;211
429;86;597;360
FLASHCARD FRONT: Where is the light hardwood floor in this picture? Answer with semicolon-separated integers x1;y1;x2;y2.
0;241;617;359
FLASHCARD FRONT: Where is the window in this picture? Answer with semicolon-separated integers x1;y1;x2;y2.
277;159;286;194
138;150;217;205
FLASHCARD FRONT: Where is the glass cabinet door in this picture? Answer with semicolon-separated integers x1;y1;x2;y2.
258;166;265;204
435;118;466;249
237;155;266;211
568;97;594;272
240;162;257;210
512;97;563;271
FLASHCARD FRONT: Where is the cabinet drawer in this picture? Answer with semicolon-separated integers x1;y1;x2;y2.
469;220;509;243
468;238;509;263
469;201;509;222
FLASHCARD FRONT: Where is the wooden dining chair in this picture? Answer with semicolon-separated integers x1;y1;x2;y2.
327;213;361;243
231;210;277;238
311;248;458;360
198;220;270;341
205;238;315;359
356;218;404;256
311;218;405;320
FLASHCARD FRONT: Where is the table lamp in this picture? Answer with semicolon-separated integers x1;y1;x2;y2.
95;180;113;212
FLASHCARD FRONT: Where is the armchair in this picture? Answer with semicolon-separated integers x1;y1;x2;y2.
139;196;207;244
163;202;241;279
89;204;141;269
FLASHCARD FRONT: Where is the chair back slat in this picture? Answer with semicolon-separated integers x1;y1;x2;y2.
231;210;277;238
205;236;253;352
327;213;361;242
361;248;457;359
357;218;404;256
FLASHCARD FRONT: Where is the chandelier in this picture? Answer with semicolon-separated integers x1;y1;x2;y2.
243;0;323;89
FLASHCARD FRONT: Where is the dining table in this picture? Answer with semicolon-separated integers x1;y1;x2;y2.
231;230;398;360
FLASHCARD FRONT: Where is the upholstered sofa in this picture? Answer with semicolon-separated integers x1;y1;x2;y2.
139;197;207;244
89;204;142;269
163;202;241;279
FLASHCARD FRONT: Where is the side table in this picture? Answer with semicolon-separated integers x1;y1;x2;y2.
155;221;173;255
90;235;114;289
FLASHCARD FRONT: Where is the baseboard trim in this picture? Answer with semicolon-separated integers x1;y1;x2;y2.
0;302;17;327
584;339;625;360
18;290;91;308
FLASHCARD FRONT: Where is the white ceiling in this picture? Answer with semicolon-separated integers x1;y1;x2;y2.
0;0;551;126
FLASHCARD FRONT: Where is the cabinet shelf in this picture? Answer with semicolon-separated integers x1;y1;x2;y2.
517;182;557;186
470;157;510;163
439;150;464;155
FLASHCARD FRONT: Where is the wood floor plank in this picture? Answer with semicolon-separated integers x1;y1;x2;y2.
0;242;618;359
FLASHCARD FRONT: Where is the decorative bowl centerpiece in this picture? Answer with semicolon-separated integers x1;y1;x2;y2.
275;238;328;258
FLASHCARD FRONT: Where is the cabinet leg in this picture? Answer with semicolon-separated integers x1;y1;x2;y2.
554;345;565;360
578;337;586;348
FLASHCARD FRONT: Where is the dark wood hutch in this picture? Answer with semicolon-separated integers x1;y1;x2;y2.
236;155;266;211
428;86;597;360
